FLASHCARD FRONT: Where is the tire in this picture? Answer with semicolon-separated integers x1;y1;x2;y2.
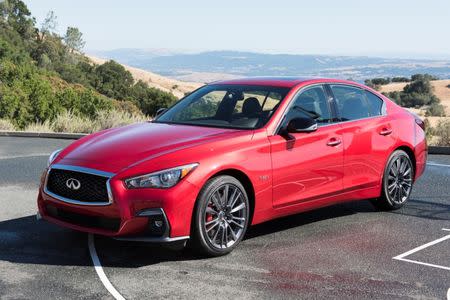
189;175;250;257
371;150;414;211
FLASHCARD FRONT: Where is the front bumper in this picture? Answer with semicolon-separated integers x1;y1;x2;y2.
37;165;200;242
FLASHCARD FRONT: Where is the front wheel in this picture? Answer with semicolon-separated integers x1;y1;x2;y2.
371;150;414;210
189;175;250;257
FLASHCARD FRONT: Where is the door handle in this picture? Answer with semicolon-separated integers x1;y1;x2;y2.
379;128;392;136
327;138;341;147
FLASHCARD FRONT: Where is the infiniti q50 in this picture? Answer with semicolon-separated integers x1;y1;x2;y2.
37;77;427;256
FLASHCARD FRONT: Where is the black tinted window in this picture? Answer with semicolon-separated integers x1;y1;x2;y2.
331;85;370;121
365;91;384;116
290;86;331;124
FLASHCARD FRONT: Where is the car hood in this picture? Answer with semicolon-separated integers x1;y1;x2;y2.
57;122;243;173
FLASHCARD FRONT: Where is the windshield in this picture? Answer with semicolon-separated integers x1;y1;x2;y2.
155;84;290;129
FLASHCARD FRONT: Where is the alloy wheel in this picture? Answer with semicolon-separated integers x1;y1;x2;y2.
386;155;413;204
203;183;247;249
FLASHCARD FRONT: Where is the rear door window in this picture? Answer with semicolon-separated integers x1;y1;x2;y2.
330;85;370;121
365;91;384;116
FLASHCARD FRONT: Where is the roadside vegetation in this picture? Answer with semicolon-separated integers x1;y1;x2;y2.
0;0;176;132
15;109;146;133
425;119;450;147
366;74;445;117
366;74;449;146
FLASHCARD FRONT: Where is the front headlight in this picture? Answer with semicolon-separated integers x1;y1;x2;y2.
124;163;198;189
47;149;62;167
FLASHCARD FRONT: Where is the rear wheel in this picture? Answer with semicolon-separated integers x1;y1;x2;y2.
371;150;414;210
190;175;250;257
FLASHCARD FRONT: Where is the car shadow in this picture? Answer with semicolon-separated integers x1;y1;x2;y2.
389;198;450;221
0;197;447;269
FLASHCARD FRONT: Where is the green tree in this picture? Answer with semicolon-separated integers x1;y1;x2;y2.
93;60;134;99
130;81;177;115
39;10;57;40
64;26;85;53
0;0;35;38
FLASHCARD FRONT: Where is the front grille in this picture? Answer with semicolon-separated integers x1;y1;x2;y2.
46;205;120;231
46;168;110;204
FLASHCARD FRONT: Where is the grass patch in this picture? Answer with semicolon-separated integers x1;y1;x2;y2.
1;109;149;134
0;119;16;131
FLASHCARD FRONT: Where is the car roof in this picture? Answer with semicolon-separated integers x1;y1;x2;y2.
209;77;362;88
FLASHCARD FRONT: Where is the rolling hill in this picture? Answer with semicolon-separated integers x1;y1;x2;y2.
90;49;450;83
87;55;202;99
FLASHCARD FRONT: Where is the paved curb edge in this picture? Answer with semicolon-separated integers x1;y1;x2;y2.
428;146;450;155
0;131;86;139
1;130;449;154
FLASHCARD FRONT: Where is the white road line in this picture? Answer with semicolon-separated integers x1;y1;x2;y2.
394;258;450;271
88;234;126;300
393;234;450;260
393;230;450;271
447;287;450;300
427;162;450;168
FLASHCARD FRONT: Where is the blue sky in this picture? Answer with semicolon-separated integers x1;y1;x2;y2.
24;0;450;59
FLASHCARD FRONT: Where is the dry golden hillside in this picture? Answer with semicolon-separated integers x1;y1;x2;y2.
87;55;202;99
380;79;450;116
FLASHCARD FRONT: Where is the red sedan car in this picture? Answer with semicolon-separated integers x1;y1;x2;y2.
37;77;427;256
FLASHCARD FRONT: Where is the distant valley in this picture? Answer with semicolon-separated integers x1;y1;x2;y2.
89;49;450;83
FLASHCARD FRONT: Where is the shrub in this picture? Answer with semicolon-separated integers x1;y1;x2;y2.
391;77;410;83
131;82;177;116
401;92;439;107
425;103;446;117
411;74;438;81
111;99;142;115
50;109;146;133
95;109;147;131
365;78;390;87
0;119;16;130
403;79;433;95
52;110;96;133
24;120;53;132
384;91;401;105
433;120;450;146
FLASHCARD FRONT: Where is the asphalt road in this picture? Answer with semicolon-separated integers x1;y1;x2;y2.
0;136;449;299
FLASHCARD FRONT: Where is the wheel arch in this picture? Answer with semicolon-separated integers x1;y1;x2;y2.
394;145;416;178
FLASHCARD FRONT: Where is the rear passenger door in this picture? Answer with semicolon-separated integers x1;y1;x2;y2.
328;84;396;194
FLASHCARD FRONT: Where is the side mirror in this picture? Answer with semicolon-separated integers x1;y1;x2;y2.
155;108;167;117
287;117;318;133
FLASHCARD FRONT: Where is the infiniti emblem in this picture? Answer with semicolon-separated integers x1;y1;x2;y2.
66;178;81;190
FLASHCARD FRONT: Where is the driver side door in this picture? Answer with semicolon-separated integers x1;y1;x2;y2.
269;85;344;208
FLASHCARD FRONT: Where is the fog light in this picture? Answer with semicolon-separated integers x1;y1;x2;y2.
137;208;169;237
148;217;166;237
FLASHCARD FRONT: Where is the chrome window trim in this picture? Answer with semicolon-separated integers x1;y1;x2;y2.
44;164;115;206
